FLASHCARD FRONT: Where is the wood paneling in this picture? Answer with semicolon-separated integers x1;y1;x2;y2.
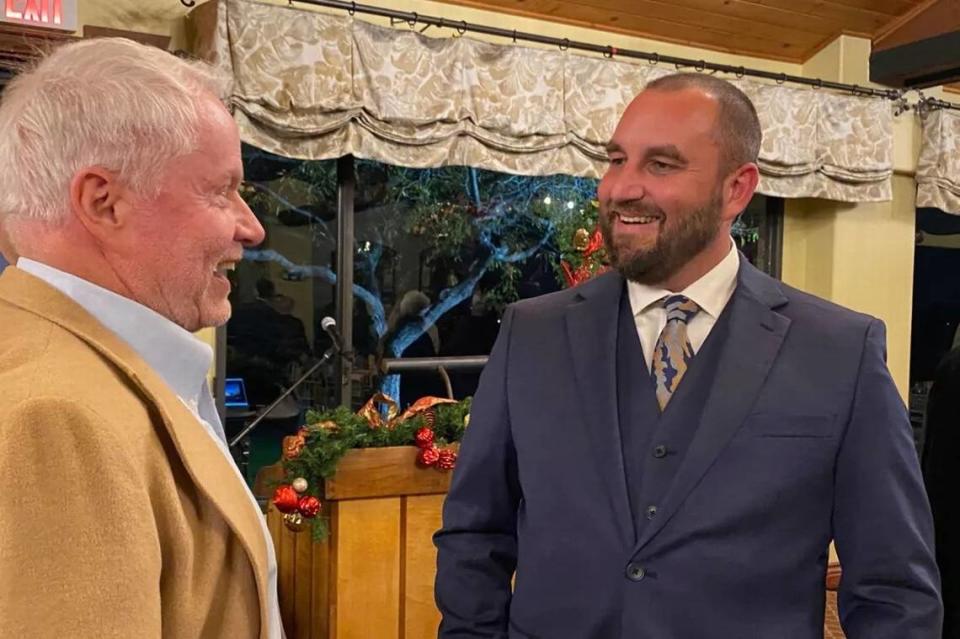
0;22;72;68
874;0;960;51
334;498;402;639
268;446;451;639
402;495;446;639
431;0;929;62
323;445;455;500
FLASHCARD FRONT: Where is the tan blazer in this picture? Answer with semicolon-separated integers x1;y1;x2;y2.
0;267;270;639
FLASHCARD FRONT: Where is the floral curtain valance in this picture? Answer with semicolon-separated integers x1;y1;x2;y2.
190;0;895;202
917;109;960;215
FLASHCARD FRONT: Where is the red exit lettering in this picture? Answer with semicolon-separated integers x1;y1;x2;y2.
5;0;63;26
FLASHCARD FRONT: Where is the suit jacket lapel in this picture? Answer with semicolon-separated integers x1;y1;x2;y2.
565;271;635;542
634;261;791;551
0;268;271;633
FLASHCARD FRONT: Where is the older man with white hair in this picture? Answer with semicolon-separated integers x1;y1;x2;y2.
0;38;283;638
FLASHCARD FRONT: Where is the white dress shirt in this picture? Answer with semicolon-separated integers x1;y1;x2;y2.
626;241;740;372
18;258;284;639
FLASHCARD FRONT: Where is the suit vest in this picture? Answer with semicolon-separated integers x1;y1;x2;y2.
616;286;734;539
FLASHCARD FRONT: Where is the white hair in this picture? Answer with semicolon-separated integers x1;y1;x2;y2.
0;37;231;227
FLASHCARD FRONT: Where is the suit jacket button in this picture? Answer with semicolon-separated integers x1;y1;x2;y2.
653;445;667;458
626;563;646;581
646;505;658;519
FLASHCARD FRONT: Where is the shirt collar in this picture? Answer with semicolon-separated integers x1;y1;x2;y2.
16;258;212;403
627;240;740;319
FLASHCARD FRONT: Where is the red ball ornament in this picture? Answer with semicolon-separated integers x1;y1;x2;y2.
417;445;440;467
415;427;435;449
298;496;322;519
437;448;457;471
272;485;300;514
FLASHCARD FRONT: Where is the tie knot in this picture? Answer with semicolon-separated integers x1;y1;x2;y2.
663;294;700;324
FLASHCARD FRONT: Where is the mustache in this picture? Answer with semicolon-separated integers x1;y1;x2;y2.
602;199;665;218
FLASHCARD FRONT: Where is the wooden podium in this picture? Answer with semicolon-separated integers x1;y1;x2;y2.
265;446;453;639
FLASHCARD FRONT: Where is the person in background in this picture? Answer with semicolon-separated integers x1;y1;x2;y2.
382;290;447;407
442;289;501;397
435;73;941;638
923;344;960;638
0;38;283;638
229;278;310;407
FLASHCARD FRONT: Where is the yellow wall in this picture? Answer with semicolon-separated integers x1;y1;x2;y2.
73;0;929;396
782;36;923;398
76;1;192;48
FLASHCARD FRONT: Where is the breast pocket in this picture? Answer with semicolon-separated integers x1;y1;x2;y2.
740;412;837;439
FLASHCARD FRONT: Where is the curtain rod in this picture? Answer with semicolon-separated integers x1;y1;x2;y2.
917;97;960;114
180;0;960;113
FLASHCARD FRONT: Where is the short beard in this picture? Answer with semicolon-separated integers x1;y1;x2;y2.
599;191;723;285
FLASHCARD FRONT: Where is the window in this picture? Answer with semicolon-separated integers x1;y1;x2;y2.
909;207;960;455
225;148;784;477
734;194;783;279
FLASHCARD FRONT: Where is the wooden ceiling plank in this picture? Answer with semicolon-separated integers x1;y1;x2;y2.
752;0;903;23
671;0;882;34
432;0;818;60
448;0;896;39
517;0;831;41
462;0;820;49
555;0;851;37
819;0;921;15
874;0;956;48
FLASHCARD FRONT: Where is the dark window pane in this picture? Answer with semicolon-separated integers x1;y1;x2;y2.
225;146;338;465
352;161;598;408
734;194;782;278
910;208;960;454
229;147;785;421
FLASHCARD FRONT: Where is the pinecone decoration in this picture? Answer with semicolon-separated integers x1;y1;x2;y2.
417;445;440;467
415;427;435;449
436;448;457;471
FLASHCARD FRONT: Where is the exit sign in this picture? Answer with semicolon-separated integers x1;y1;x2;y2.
1;0;76;32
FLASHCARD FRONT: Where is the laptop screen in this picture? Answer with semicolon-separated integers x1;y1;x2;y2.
224;377;249;409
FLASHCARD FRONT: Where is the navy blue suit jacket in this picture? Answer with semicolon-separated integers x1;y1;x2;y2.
435;260;941;638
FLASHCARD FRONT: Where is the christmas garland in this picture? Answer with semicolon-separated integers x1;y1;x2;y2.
272;394;472;541
553;199;610;287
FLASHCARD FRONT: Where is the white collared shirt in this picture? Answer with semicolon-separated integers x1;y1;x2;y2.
626;241;740;372
17;257;284;639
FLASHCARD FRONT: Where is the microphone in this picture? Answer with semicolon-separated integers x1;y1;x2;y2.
321;316;345;353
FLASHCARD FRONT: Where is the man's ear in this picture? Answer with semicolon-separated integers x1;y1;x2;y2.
68;167;132;238
721;163;760;222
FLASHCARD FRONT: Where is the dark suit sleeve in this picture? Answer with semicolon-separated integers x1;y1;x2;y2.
922;349;960;636
434;306;520;638
833;319;943;638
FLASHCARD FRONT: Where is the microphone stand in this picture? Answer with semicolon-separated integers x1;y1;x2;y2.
228;345;343;449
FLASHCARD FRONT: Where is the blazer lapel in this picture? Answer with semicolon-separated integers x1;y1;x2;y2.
634;261;791;551
146;391;272;637
565;271;635;542
0;268;271;636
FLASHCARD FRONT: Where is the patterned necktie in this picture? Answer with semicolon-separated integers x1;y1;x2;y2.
651;295;701;411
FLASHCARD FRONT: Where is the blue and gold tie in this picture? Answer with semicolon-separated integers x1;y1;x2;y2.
651;295;701;411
